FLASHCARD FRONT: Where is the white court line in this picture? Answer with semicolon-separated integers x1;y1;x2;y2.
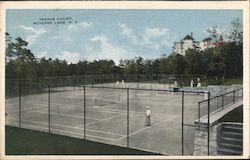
26;101;128;115
7;122;117;141
6;105;47;114
15;101;128;120
19;100;173;117
7;118;125;137
76;114;123;127
6;101;124;116
24;110;102;121
32;103;132;115
13;100;129;115
85;107;170;116
7;99;203;116
113;115;177;143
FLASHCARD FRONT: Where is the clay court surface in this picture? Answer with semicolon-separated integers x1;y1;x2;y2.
5;82;216;155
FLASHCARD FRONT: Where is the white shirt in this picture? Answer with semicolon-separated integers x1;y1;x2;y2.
146;109;151;116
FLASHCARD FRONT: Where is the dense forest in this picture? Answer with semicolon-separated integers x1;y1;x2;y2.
5;18;243;83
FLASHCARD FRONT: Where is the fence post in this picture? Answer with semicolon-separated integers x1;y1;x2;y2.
198;102;200;130
233;90;235;103
48;84;51;133
84;86;86;139
19;84;21;128
207;92;210;155
222;95;224;109
92;76;94;88
78;76;80;90
127;88;130;148
181;91;184;155
150;75;152;90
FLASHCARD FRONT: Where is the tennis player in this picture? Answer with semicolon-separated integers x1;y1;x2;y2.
145;106;151;126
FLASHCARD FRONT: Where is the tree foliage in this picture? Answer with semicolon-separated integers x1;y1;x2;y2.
5;18;242;82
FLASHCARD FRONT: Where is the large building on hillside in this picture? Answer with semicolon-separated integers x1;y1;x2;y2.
172;32;223;55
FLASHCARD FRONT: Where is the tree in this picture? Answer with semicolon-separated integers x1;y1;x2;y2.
134;57;144;74
207;25;219;42
98;60;115;75
36;57;53;78
204;47;225;79
5;17;243;84
151;59;160;74
144;59;153;75
227;18;243;45
77;60;88;75
159;56;169;74
5;35;37;80
159;54;185;74
185;49;203;74
222;43;242;78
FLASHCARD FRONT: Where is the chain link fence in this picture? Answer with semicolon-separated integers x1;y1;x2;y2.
5;80;242;155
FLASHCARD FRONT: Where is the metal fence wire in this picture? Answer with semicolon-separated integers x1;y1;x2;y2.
39;74;204;89
5;81;242;155
196;88;243;155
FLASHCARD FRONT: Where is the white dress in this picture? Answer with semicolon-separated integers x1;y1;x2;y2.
145;109;151;126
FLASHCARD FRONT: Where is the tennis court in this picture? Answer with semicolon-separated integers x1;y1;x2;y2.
5;82;208;155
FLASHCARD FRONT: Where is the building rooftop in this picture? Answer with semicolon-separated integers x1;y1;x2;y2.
183;35;194;40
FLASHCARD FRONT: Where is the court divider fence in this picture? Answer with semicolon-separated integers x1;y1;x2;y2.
5;81;243;155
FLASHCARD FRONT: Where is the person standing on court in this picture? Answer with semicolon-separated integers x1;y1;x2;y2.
145;106;151;126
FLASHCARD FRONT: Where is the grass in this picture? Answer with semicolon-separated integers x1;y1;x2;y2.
218;105;243;123
221;78;243;85
6;126;160;155
202;77;242;86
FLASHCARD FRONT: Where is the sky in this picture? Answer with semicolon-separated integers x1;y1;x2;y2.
6;9;242;64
